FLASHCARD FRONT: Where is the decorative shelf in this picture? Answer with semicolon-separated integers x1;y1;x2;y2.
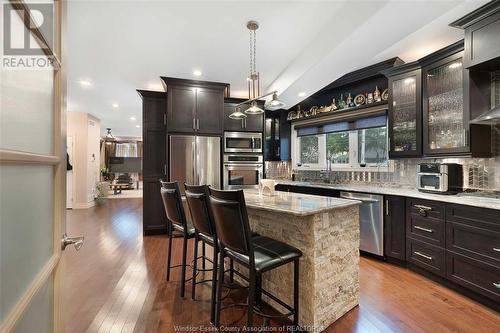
290;101;388;125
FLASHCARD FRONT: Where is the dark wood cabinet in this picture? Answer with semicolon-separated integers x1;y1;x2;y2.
196;87;224;135
167;85;195;133
384;195;406;260
162;77;228;135
137;90;168;235
407;237;446;277
450;2;500;69
384;63;422;158
421;44;469;156
446;251;500;303
223;97;264;132
264;111;280;161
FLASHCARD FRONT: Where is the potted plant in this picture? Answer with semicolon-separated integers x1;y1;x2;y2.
95;182;108;205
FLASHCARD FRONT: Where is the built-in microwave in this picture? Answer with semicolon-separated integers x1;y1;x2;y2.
224;132;262;153
416;163;463;194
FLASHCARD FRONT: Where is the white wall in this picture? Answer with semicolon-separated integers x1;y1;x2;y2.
67;112;101;208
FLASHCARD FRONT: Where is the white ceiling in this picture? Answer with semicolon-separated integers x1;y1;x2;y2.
67;0;489;137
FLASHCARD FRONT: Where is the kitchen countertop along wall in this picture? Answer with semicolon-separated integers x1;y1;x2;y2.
274;180;500;210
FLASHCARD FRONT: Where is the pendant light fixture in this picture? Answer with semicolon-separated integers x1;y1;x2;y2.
228;106;247;120
105;128;116;145
228;20;286;119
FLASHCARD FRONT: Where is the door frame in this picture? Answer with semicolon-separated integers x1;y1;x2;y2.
0;1;66;332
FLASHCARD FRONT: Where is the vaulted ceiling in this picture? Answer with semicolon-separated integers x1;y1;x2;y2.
67;0;488;137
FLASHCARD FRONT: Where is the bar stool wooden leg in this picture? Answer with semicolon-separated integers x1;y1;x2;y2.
293;259;300;328
191;235;199;300
166;223;173;281
180;233;188;298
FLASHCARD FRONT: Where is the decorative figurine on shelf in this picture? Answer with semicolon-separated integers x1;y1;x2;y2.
338;93;346;110
381;89;389;101
354;94;365;106
347;93;355;108
374;86;381;102
330;98;338;111
366;92;374;104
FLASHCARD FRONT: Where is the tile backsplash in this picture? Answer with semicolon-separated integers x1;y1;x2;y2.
266;125;500;191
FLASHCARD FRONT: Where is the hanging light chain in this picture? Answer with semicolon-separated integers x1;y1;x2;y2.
253;28;256;75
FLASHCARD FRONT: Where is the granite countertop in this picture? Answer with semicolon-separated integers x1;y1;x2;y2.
243;189;360;216
273;180;500;211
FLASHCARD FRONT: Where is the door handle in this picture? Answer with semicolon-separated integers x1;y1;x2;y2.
61;233;84;251
196;118;200;130
193;118;196;130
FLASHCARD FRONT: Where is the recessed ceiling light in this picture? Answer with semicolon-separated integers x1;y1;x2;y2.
79;79;92;87
193;70;202;76
298;92;306;97
112;103;119;108
135;125;141;128
130;116;136;121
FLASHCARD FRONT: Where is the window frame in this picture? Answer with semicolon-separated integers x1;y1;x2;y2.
291;122;393;172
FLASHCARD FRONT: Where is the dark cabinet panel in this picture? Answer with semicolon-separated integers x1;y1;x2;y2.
447;221;500;266
196;87;223;135
264;111;280;161
274;184;340;197
137;90;168;235
245;112;264;132
407;198;445;220
387;68;422;158
384;195;406;260
407;237;446;277
446;251;500;302
143;180;167;234
167;86;196;133
407;214;445;247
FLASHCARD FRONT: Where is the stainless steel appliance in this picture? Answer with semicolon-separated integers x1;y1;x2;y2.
223;154;263;190
169;135;221;192
416;163;463;194
224;132;262;153
340;192;384;256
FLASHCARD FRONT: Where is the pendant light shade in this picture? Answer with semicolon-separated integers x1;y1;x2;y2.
229;107;247;120
265;92;286;110
105;128;116;145
244;100;264;115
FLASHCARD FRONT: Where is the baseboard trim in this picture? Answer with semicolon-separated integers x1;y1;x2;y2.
72;201;95;209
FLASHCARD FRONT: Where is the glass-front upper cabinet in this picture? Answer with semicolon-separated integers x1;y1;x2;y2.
387;65;422;158
422;51;467;156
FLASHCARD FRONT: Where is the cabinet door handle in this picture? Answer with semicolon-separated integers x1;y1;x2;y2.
414;251;433;261
385;199;389;216
193;118;196;130
493;248;500;253
196;118;200;130
415;226;433;233
494;282;500;289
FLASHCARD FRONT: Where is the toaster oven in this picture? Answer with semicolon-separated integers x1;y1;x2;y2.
416;163;463;194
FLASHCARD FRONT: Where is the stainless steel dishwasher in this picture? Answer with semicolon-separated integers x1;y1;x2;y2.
340;191;384;256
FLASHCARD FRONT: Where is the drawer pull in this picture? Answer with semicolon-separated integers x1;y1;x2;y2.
493;248;500;253
494;283;500;289
414;204;432;211
415;226;433;233
414;251;433;261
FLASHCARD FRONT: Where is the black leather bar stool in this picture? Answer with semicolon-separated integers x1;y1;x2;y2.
184;183;219;323
208;187;302;329
159;181;195;298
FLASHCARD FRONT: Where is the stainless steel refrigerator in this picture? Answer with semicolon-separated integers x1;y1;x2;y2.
169;135;221;192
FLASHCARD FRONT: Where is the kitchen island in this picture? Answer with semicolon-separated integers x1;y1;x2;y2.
238;190;361;331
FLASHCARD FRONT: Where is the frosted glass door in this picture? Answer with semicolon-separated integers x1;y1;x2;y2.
0;2;63;333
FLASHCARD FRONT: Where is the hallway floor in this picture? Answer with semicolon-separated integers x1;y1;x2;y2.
63;199;500;333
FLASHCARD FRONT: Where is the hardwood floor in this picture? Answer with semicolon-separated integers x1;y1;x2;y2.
63;199;500;333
